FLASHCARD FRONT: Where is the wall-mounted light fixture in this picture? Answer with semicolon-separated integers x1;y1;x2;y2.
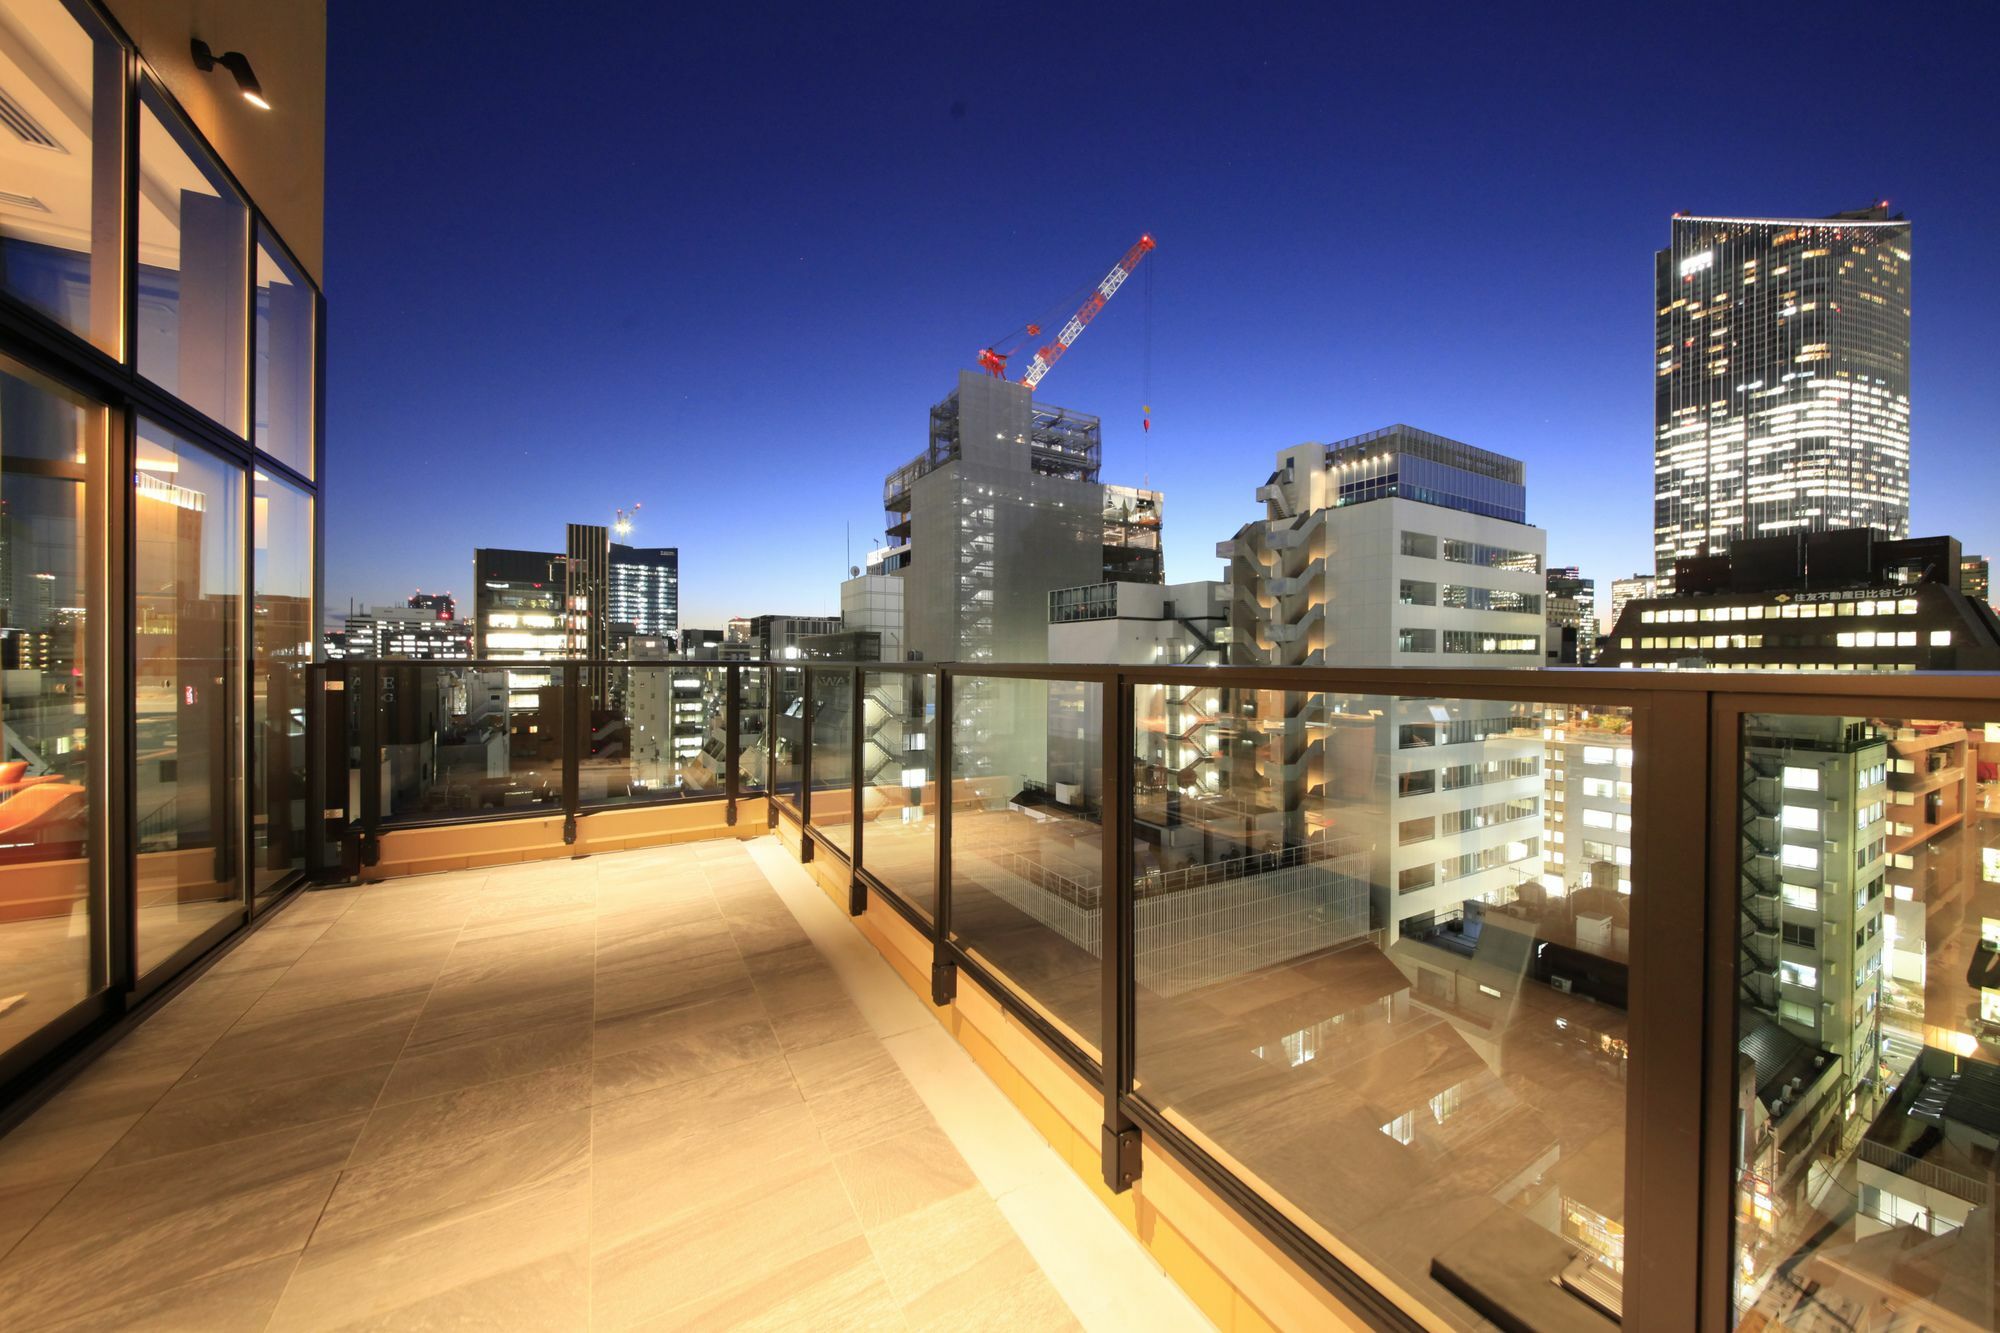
190;38;269;110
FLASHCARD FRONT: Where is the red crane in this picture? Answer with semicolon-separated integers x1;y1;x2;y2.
978;234;1155;391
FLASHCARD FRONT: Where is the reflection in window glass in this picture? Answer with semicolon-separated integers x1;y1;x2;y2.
252;472;310;900
1735;713;1999;1327
136;84;247;432
135;419;242;973
1136;691;1633;1324
0;0;122;351
0;355;99;1056
254;228;314;476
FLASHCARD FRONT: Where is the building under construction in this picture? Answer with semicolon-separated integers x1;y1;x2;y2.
878;370;1165;783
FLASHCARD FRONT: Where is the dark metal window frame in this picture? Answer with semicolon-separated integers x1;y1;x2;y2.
0;0;326;1102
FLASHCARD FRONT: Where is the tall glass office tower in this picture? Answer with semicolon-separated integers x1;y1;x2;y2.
1653;207;1911;586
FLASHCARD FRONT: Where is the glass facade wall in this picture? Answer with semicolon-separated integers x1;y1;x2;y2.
0;354;102;1060
136;82;249;434
0;2;321;1090
0;0;124;354
1654;212;1912;585
252;474;311;899
133;419;243;975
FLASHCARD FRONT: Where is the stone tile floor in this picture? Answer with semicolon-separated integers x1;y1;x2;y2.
0;837;1207;1331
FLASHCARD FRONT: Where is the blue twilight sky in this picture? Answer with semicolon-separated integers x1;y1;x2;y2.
323;3;2000;630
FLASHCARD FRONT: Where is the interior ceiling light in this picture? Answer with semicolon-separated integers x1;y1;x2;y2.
190;38;269;109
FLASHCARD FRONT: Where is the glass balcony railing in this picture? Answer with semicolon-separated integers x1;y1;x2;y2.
316;657;2000;1332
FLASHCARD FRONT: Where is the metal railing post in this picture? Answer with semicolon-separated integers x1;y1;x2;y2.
724;664;740;827
1101;669;1140;1191
356;661;380;867
798;665;815;861
930;668;956;1005
849;666;866;914
560;662;580;846
764;664;779;829
309;661;345;881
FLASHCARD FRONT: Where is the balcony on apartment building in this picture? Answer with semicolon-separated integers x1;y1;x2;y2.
5;654;1995;1330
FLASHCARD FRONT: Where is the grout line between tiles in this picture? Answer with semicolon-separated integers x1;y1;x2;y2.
742;836;1210;1332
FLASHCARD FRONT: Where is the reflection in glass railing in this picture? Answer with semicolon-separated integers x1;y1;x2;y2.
767;666;805;801
946;675;1103;1055
1133;691;1635;1326
806;668;854;854
374;664;561;820
858;669;935;917
1733;713;2000;1330
579;664;728;807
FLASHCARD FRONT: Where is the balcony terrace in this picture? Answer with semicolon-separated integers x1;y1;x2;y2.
1;655;1996;1332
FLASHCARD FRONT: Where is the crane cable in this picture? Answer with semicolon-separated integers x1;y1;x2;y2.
1141;252;1153;486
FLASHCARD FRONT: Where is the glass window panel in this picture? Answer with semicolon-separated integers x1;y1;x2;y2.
375;663;559;821
134;418;243;974
580;662;726;807
1136;693;1632;1322
0;354;100;1056
254;228;314;476
251;471;309;900
857;668;934;919
767;665;803;803
805;667;853;856
0;0;122;352
949;674;1102;1057
1735;711;1999;1326
136;83;247;433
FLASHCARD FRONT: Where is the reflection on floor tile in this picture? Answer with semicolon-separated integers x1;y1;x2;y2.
0;836;1201;1330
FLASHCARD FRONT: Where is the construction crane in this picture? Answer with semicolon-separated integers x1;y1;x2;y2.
978;233;1154;391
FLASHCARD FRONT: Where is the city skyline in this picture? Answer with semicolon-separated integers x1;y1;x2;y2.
323;5;2000;630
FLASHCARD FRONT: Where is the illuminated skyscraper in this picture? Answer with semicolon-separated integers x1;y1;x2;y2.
1653;207;1911;587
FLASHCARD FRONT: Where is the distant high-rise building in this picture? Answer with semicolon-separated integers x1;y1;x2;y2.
1654;207;1911;587
473;548;566;662
1608;574;1657;636
884;370;1162;666
1221;426;1546;670
882;370;1162;780
564;523;610;664
1546;566;1598;665
609;544;678;646
1219;426;1549;943
329;604;468;660
406;591;456;620
1599;531;2000;672
743;613;842;660
1960;554;1990;609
